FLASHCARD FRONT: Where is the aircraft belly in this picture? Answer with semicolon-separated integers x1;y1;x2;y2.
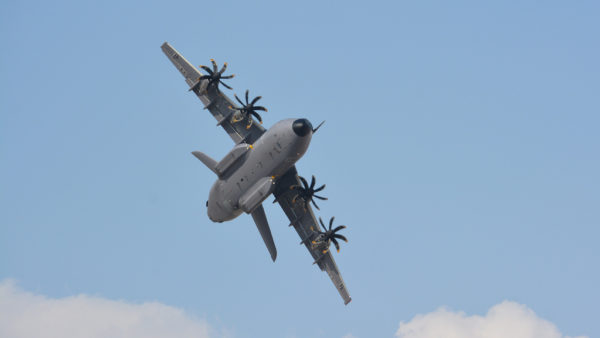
210;122;308;220
220;138;293;214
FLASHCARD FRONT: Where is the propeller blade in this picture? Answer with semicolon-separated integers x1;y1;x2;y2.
314;184;326;192
210;59;218;72
250;95;262;105
329;216;335;230
311;199;320;210
219;62;228;75
299;176;309;190
332;238;340;252
219;81;232;90
310;175;316;190
333;234;348;242
234;93;245;106
245;89;249;104
313;195;328;200
250;111;263;123
332;225;346;233
199;65;214;75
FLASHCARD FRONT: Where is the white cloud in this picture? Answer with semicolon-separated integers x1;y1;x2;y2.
2;281;587;338
0;279;220;338
396;301;587;338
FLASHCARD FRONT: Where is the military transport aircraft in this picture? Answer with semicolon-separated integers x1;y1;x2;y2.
161;42;351;305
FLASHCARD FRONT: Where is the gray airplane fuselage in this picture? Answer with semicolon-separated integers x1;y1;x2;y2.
207;118;313;222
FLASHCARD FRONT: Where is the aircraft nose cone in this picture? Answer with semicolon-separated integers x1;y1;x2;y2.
292;119;313;137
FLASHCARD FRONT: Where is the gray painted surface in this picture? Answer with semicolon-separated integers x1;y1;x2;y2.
251;205;277;262
191;151;217;175
239;177;275;213
161;42;351;305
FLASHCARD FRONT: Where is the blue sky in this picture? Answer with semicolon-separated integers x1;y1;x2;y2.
1;1;598;337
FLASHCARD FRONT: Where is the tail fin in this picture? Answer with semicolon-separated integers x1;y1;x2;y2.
191;151;218;175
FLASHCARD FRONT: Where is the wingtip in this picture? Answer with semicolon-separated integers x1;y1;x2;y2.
344;297;352;305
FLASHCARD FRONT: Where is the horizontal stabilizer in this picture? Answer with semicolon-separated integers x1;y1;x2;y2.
191;151;218;175
251;205;277;262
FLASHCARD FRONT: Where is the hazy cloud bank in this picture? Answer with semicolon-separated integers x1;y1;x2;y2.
0;280;217;338
396;301;587;338
1;280;588;338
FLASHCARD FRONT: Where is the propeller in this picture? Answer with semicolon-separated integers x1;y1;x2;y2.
230;89;268;129
196;59;235;91
290;175;327;210
312;216;348;253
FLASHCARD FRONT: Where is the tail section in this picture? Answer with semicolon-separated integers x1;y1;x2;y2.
191;151;218;175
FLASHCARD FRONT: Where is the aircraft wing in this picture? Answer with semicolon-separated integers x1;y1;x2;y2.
162;42;350;304
161;42;265;145
273;167;352;305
